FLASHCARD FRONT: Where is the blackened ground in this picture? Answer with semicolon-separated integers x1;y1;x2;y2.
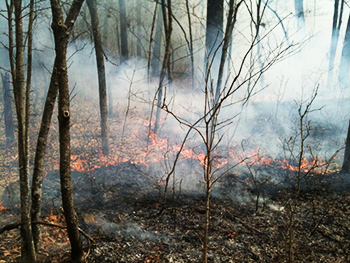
1;163;350;262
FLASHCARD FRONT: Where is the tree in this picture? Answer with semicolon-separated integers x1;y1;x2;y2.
160;0;292;261
50;1;86;262
149;1;163;78
205;0;223;79
136;0;142;58
8;0;37;261
1;72;15;148
153;0;172;134
338;12;350;88
342;119;350;173
30;0;85;260
294;0;305;30
119;0;128;61
327;0;344;89
86;0;110;156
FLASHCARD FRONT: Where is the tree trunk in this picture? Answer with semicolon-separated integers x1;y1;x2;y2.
154;0;172;134
119;0;128;61
342;119;350;173
215;0;241;102
32;0;86;254
185;0;194;83
151;3;163;78
294;0;305;30
136;0;142;58
87;0;109;156
1;72;15;148
13;0;37;261
327;0;344;89
50;1;85;262
338;13;350;88
31;60;59;251
205;0;224;77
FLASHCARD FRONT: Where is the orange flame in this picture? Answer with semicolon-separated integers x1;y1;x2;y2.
48;131;329;174
0;202;5;212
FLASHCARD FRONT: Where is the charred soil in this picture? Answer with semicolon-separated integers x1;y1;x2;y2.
1;162;350;262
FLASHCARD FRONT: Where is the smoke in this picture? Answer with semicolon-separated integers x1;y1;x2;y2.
1;0;348;196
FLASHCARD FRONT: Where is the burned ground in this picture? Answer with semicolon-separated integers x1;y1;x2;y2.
1;160;350;262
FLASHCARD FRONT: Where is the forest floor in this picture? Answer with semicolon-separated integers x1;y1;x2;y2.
1;161;350;263
0;86;349;262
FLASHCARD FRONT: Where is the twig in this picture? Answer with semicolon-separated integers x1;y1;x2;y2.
309;210;329;237
0;220;94;257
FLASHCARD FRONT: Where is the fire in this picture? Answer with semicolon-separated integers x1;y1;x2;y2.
0;202;5;212
47;130;331;175
278;157;326;173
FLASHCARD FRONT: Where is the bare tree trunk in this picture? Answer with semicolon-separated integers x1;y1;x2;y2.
215;0;241;102
31;59;59;251
342;119;350;173
2;72;15;148
119;0;128;61
338;13;350;88
327;0;344;89
136;0;143;58
12;0;36;261
205;0;223;77
151;3;163;78
154;0;172;134
31;1;86;255
50;1;85;262
185;0;194;83
87;0;109;156
294;0;305;30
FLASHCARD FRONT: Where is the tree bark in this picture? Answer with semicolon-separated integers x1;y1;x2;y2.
31;60;59;251
119;0;128;61
2;72;15;148
342;119;350;173
154;0;172;134
327;0;344;89
185;0;194;81
50;1;85;262
31;1;86;255
136;0;142;58
215;0;241;102
205;0;224;75
294;0;305;30
13;0;37;261
338;13;350;88
86;0;109;156
150;3;163;78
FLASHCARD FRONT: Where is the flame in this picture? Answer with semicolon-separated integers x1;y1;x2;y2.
0;202;5;212
47;130;330;174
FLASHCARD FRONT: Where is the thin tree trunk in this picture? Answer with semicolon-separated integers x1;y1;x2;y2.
154;0;172;134
31;61;59;250
50;1;86;262
151;3;163;78
294;0;305;30
87;0;109;156
202;177;211;263
342;119;350;173
2;72;15;148
32;0;86;254
205;0;224;77
338;13;350;88
13;0;36;261
185;0;194;85
327;0;344;89
148;2;158;77
215;0;241;102
119;0;128;61
136;0;142;58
